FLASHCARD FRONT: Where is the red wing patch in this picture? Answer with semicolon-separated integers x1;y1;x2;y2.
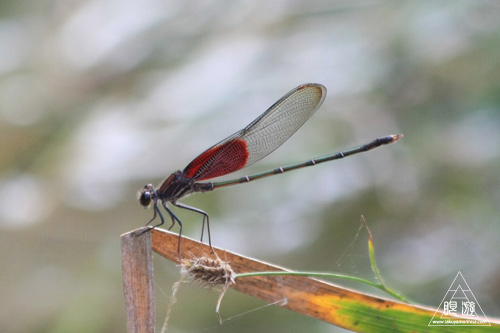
183;139;249;181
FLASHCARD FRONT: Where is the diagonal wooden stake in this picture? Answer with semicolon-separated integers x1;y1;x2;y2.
150;228;499;332
121;227;499;332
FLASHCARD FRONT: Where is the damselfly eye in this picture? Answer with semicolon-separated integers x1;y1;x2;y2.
138;184;154;207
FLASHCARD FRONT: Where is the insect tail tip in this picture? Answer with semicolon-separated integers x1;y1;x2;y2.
392;134;404;142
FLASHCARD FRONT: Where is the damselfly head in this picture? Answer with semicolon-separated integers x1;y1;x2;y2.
138;184;154;207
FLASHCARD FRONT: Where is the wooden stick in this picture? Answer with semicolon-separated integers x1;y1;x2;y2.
151;228;499;332
121;228;155;333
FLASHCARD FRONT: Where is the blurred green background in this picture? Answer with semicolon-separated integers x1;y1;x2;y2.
1;1;499;332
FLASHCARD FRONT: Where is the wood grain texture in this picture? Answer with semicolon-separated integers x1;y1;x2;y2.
121;228;155;333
